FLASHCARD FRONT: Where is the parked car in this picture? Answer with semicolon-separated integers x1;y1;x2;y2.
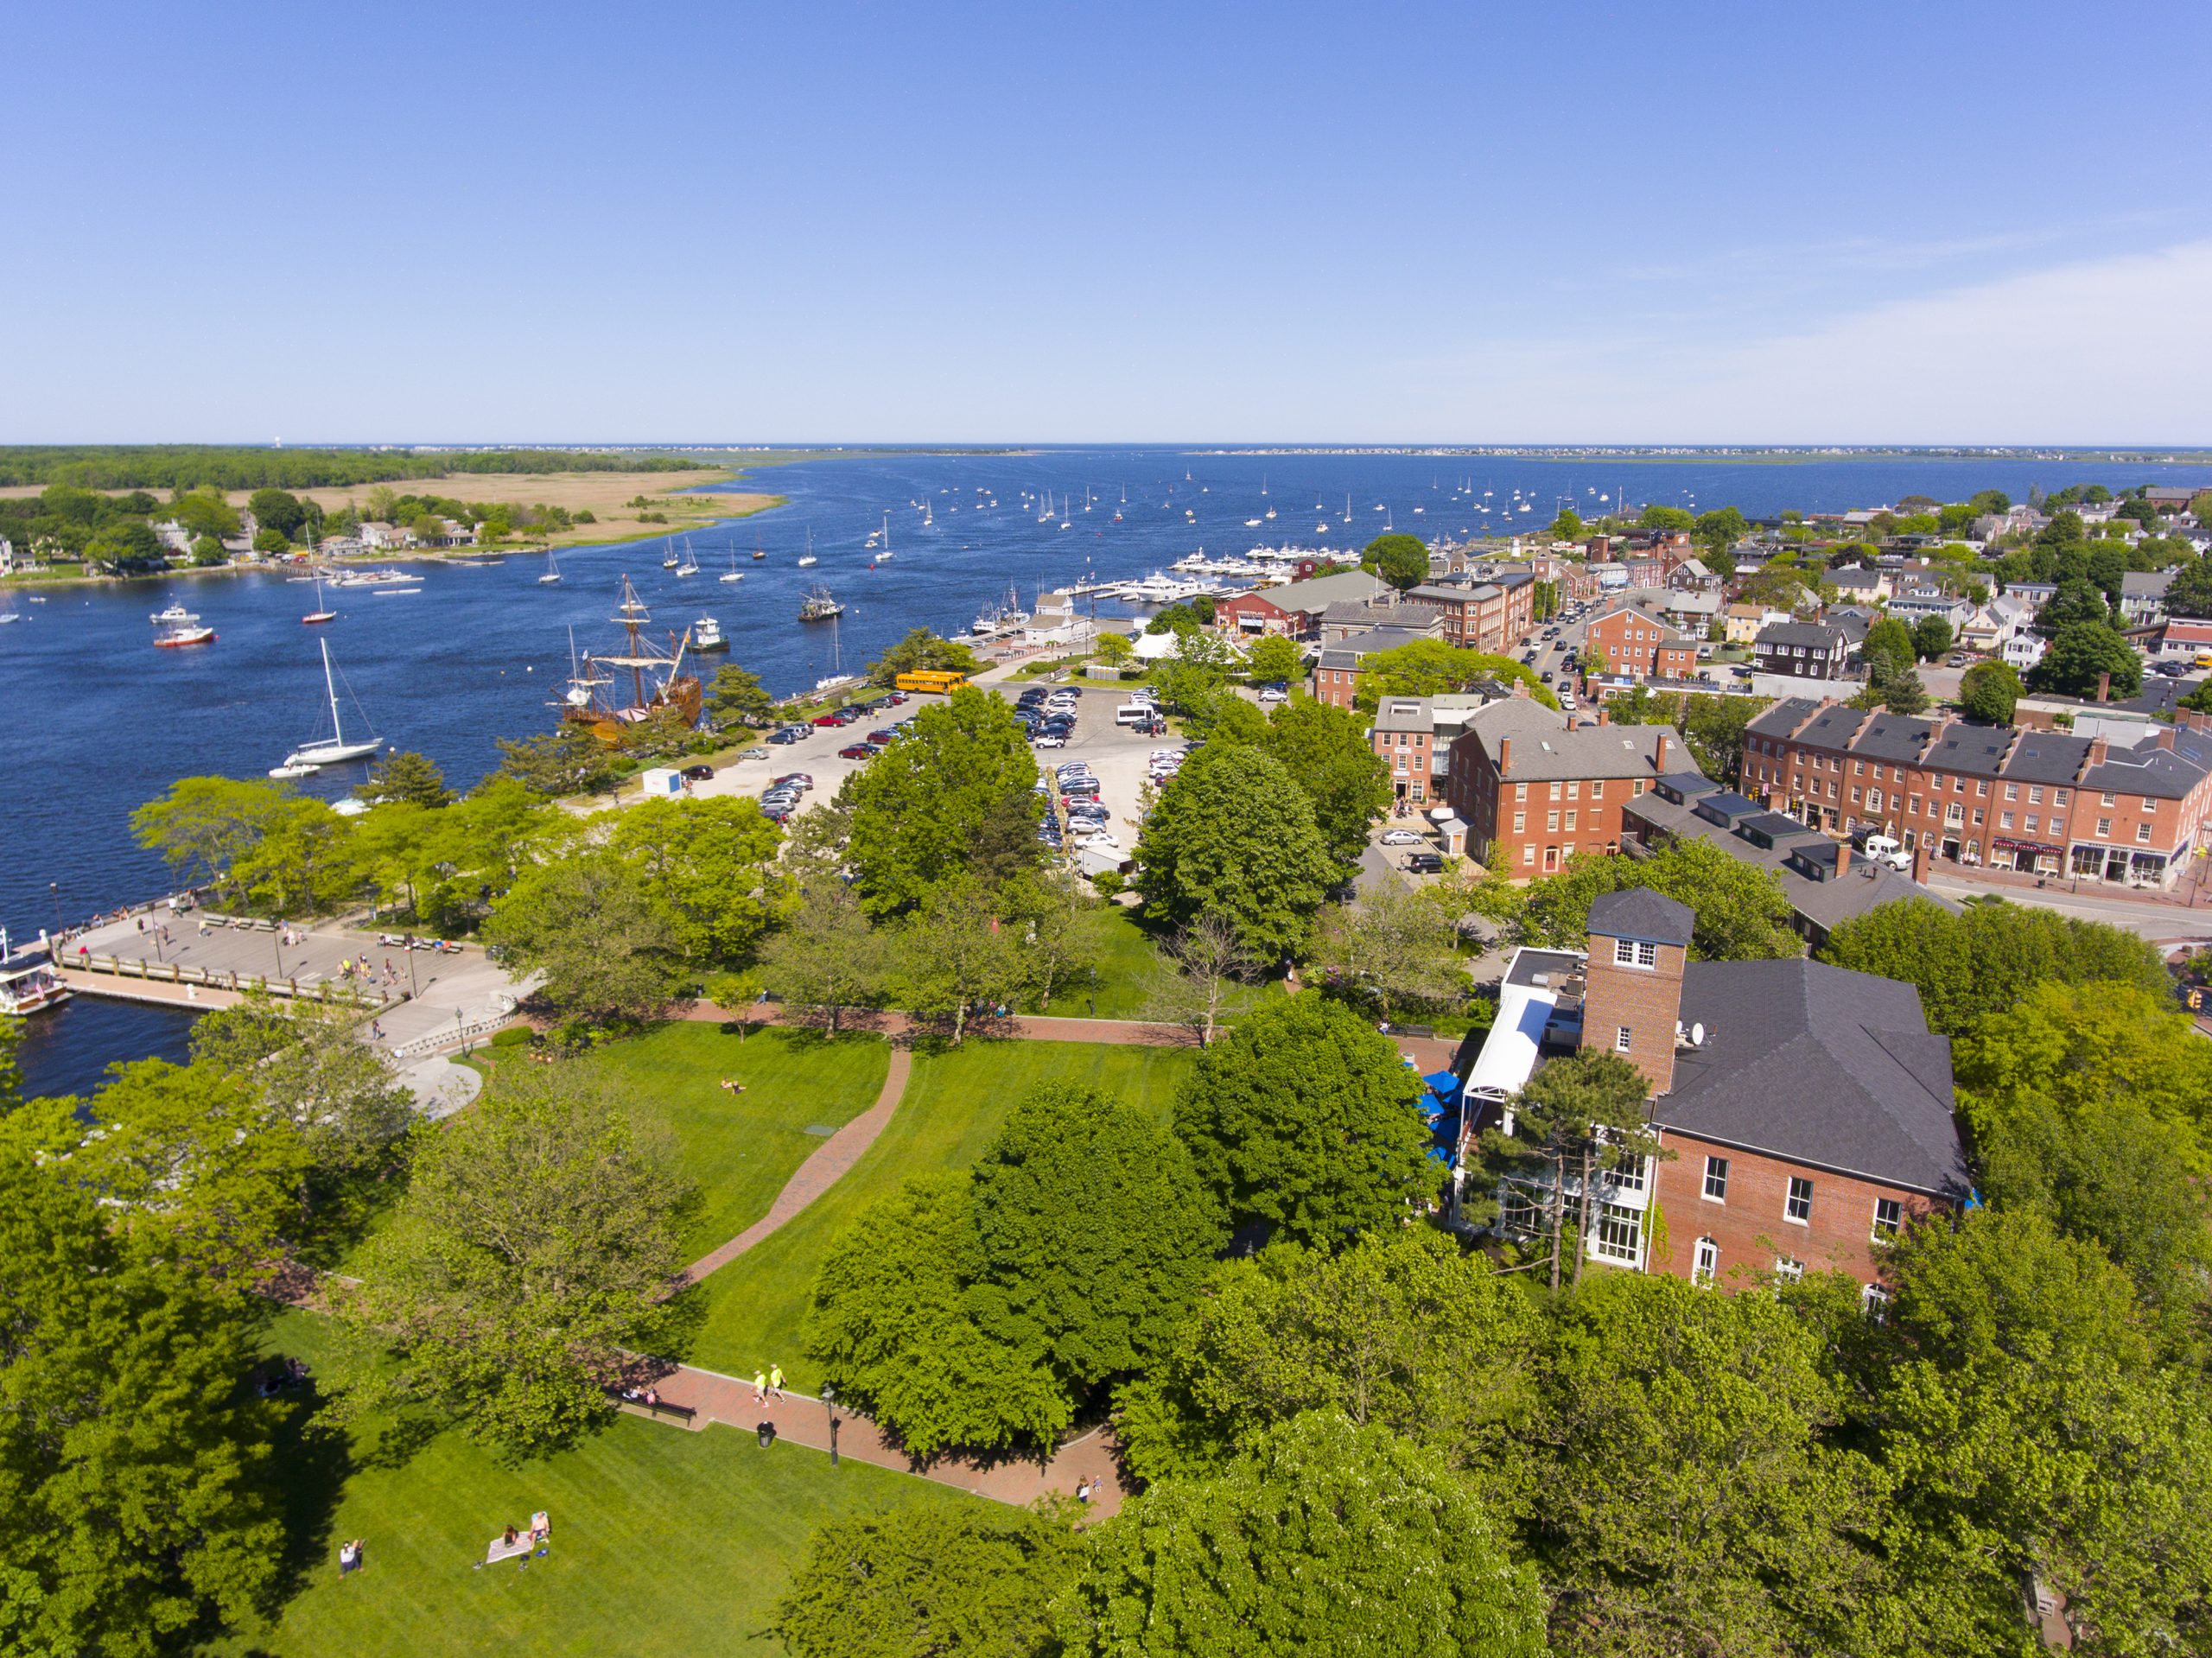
867;729;898;744
1034;734;1066;748
838;743;873;759
810;714;842;727
1257;687;1288;704
740;746;772;760
681;763;715;781
774;773;813;788
768;727;805;744
1407;852;1446;874
1380;829;1424;846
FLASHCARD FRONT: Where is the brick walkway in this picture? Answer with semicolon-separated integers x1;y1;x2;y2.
629;1365;1126;1518
678;1046;912;1282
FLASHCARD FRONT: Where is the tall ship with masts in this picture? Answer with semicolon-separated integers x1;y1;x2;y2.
562;575;702;739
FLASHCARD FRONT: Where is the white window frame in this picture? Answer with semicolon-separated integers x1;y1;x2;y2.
1785;1176;1813;1224
1702;1155;1729;1203
1872;1197;1902;1239
1615;1025;1633;1053
1693;1236;1719;1286
1591;1201;1643;1267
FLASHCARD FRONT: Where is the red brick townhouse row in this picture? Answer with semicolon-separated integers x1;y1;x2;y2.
1398;575;1536;655
1464;888;1965;1298
1740;696;2212;886
1581;596;1700;683
1445;696;1689;876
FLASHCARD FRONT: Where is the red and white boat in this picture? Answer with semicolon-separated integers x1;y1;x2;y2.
151;602;215;647
302;575;336;625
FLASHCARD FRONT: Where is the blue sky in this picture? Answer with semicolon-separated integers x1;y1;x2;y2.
4;0;2206;443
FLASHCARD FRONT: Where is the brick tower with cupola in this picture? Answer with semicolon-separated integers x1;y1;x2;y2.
1579;888;1693;1096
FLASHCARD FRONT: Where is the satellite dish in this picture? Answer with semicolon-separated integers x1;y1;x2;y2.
1690;1022;1706;1046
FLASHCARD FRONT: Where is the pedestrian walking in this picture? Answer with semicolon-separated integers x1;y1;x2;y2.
753;1370;767;1404
769;1364;784;1401
339;1538;365;1577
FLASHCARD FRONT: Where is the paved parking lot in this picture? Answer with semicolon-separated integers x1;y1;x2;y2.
690;676;1173;861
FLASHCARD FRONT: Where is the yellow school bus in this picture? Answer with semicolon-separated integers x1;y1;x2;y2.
894;669;969;694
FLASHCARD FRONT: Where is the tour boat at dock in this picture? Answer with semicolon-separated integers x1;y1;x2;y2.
0;933;68;1017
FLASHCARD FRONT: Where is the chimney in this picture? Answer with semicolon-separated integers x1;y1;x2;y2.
1836;841;1851;880
2156;725;2177;752
2097;671;2112;703
1497;736;1512;777
1912;841;1931;886
2089;736;2109;767
1595;707;1610;727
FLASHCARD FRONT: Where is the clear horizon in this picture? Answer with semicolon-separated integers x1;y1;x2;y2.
4;0;2206;446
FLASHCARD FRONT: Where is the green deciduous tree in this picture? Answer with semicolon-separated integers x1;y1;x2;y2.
1093;629;1136;666
1354;638;1554;710
1172;992;1433;1248
1952;981;2212;1305
130;775;302;903
1315;882;1467;1020
1058;1410;1546;1658
1958;659;2022;724
1116;1230;1541;1518
1134;745;1335;963
245;487;307;538
773;1503;1084;1658
1499;837;1799;962
1550;507;1586;541
844;687;1039;915
887;880;1029;1044
482;848;684;1024
346;1064;696;1460
1913;615;1954;660
804;1172;1072;1458
2164;553;2212;619
1694;505;1748;553
1362;532;1431;590
1819;898;2167;1037
2027;621;2142;700
1243;632;1304;683
966;1083;1223;1390
493;725;625;797
1529;1271;1885;1656
229;796;363;916
0;1154;283;1658
1248;696;1394;873
607;794;786;969
759;876;886;1032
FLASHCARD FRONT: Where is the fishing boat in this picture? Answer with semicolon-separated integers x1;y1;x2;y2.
0;932;68;1018
539;549;563;586
279;638;384;772
692;615;730;652
302;575;337;624
561;577;702;740
798;584;843;623
151;602;215;648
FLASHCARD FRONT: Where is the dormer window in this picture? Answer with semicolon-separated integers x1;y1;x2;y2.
1612;938;1659;969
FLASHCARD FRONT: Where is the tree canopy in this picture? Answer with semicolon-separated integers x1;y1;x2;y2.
2027;621;2142;700
1478;837;1799;962
1958;659;2021;724
866;627;982;688
1171;993;1434;1248
1361;532;1430;590
1133;744;1335;962
843;687;1040;915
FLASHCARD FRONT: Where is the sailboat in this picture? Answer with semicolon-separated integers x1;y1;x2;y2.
563;578;701;736
278;638;384;772
875;511;896;560
720;544;745;583
302;575;336;624
539;549;563;586
752;534;766;561
797;526;818;568
674;537;699;577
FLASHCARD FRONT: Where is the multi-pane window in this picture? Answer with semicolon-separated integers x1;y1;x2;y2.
1591;1202;1643;1266
2095;818;2111;838
1862;1283;1891;1321
1498;1186;1538;1236
1774;1256;1804;1284
1999;811;2013;829
1693;1236;1719;1285
1548;810;1560;831
1512;812;1525;834
1615;1025;1633;1052
1612;938;1658;969
2139;822;2154;843
1873;1197;1902;1238
1565;810;1577;830
1702;1155;1729;1202
1785;1177;1814;1223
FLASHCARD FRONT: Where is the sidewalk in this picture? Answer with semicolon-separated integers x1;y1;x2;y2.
632;1363;1126;1517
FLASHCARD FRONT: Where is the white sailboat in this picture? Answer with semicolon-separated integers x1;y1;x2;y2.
279;638;384;772
720;544;745;583
674;537;699;577
538;548;563;585
797;526;818;568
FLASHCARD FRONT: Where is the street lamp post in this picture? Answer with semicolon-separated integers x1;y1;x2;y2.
48;882;61;938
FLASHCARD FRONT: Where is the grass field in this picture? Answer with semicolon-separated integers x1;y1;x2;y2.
213;1312;972;1658
686;1039;1200;1387
570;1023;891;1261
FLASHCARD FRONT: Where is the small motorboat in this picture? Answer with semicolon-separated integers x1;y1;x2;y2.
268;763;319;778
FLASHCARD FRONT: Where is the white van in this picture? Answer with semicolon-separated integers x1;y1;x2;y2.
1116;703;1154;726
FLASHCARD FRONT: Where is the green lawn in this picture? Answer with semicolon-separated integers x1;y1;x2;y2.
575;1023;891;1260
213;1312;973;1658
687;1039;1199;1388
1026;902;1271;1022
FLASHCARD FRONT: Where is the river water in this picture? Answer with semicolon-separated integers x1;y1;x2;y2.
8;446;2210;1096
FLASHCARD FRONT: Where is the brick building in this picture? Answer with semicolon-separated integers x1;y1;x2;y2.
1741;696;2212;886
1372;696;1443;810
1311;623;1436;710
1397;574;1536;654
1582;597;1699;682
1215;569;1394;640
1445;697;1690;875
1465;888;1966;1296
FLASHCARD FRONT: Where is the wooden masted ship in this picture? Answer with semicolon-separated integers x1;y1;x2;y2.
560;575;702;740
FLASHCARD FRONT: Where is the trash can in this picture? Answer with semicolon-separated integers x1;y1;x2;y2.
757;1420;776;1449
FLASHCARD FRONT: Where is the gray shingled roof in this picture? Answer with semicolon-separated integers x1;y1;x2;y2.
1756;621;1847;650
1666;958;1967;1197
1459;698;1689;782
1589;887;1694;947
1316;624;1432;670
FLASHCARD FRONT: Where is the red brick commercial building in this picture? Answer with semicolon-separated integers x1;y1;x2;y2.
1742;696;2212;886
1445;698;1688;876
1311;624;1437;710
1582;597;1699;682
1397;575;1536;655
1468;888;1965;1298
